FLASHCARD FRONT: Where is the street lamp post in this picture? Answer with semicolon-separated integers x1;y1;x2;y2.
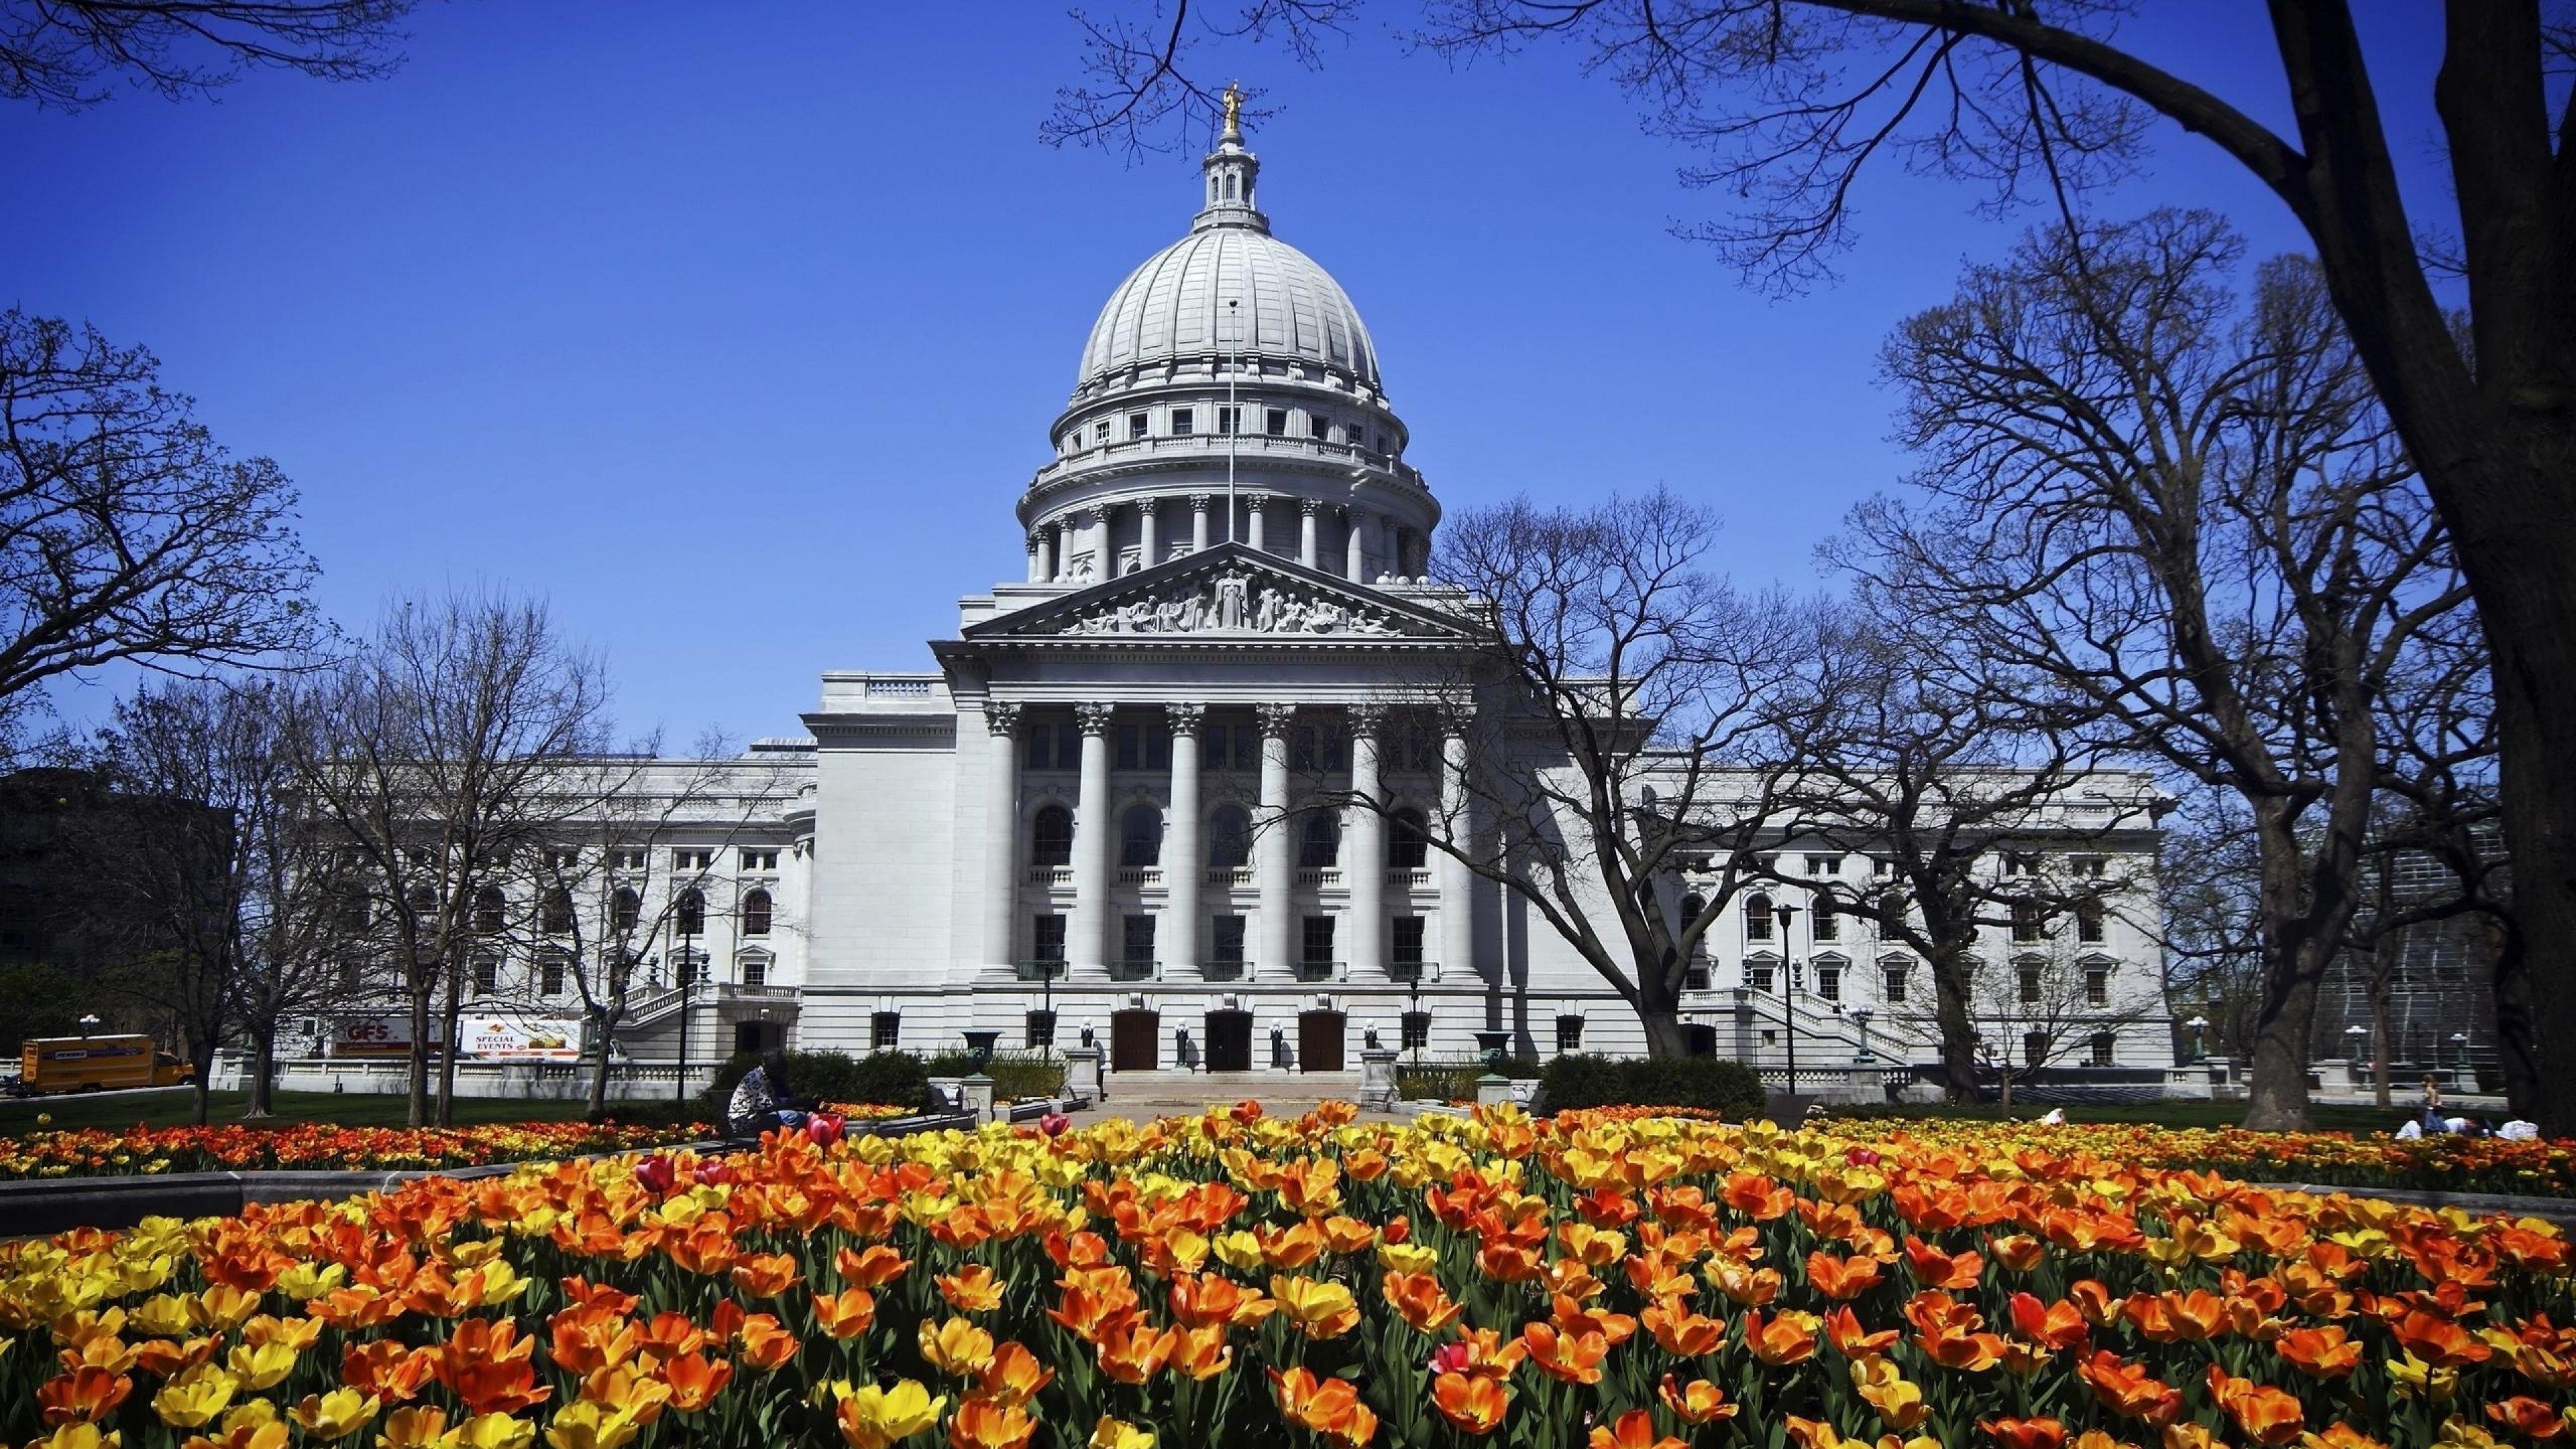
1407;971;1424;1066
2184;1015;2210;1063
672;926;698;1106
77;1014;99;1038
2449;1032;2470;1084
1774;903;1801;1098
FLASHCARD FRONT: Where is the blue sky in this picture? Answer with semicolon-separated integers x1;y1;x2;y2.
5;1;2449;749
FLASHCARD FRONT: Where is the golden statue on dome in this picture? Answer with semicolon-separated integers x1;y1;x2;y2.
1221;82;1244;137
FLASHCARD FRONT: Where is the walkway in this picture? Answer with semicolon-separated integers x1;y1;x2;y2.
1077;1069;1371;1120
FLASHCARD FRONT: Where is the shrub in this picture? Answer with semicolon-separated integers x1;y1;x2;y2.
698;1049;930;1114
1537;1054;1768;1118
1395;1057;1542;1102
922;1049;1069;1102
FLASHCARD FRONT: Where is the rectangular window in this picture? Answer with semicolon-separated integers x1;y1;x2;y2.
1391;916;1426;969
1146;723;1171;768
1212;915;1246;969
2012;900;2043;943
2086;968;2110;1007
1094;421;1111;443
674;849;712;871
1746;906;1773;941
733;957;761;987
1882;964;1909;1002
1234;728;1258;771
1025;727;1053;771
871;1012;901;1051
2078;901;2106;943
2003;852;2039;877
1401;1011;1432;1051
1121;914;1156;965
614;849;645;871
1301;915;1336;966
1807;855;1842;877
1291;725;1318;771
1215;405;1240;434
741;849;778;871
2019;965;2044;1004
1749;961;1775;993
1033;914;1067;965
472;957;498;994
1116;724;1141;770
1813;907;1840;942
1871;856;1894;877
1265;407;1289;436
1128;413;1148;439
1171;408;1195;435
546;848;579;870
539;956;566;997
2073;856;2108;878
2089;1031;2115;1067
1059;722;1082;768
1556;1015;1584;1051
1203;725;1230;771
1816;964;1841;1002
1026;1010;1057;1049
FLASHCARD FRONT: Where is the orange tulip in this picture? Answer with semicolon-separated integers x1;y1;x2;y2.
1519;1322;1610;1385
1093;1320;1178;1385
2076;1352;2182;1427
547;1309;642;1377
814;1287;878;1340
436;1319;551;1417
1988;1234;2048;1273
2485;1399;2567;1440
1168;1324;1233;1381
1642;1299;1725;1357
1381;1272;1463;1334
729;1253;799;1299
1826;1305;1901;1357
658;1352;732;1414
919;1318;997;1377
1269;1367;1377;1449
1475;1241;1544;1283
1744;1308;1823;1366
736;1313;799;1372
949;1397;1037;1449
938;1267;1005;1315
1432;1371;1510;1434
1807;1250;1886;1301
1658;1375;1738;1425
36;1367;131;1427
2008;1293;2090;1352
837;1245;911;1289
974;1342;1056;1405
633;1313;707;1366
1980;1419;2068;1449
341;1341;435;1402
1902;1236;1984;1291
1589;1409;1684;1449
2275;1326;2361;1379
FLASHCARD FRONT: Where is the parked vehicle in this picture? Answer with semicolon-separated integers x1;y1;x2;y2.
13;1035;193;1095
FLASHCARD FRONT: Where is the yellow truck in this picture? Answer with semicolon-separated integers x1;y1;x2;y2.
13;1035;193;1095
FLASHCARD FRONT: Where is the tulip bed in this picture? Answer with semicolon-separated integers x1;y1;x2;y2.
0;1123;716;1182
4;1104;2573;1449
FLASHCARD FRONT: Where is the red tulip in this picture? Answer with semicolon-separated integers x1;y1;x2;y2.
633;1155;675;1193
806;1112;845;1147
693;1161;732;1187
1041;1113;1071;1138
1845;1146;1882;1167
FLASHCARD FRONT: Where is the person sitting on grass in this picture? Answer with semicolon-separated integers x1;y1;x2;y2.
725;1050;818;1140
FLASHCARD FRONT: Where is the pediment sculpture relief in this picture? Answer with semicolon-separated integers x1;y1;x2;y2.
1045;568;1409;637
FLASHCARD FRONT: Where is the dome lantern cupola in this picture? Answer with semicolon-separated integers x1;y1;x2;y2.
1197;83;1265;231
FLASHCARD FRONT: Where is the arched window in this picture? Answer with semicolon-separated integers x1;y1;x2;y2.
742;889;772;936
610;888;641;934
1389;808;1430;869
676;888;705;936
1299;812;1341;868
541;888;573;934
1745;893;1774;941
1031;805;1074;868
474;885;505;934
1208;806;1251;869
1120;806;1163;868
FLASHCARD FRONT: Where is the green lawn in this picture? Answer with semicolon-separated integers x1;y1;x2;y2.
0;1088;623;1133
1827;1098;2416;1134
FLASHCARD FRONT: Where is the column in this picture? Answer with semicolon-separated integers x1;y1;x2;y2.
1138;498;1159;570
1026;537;1043;585
1438;716;1477;982
1299;499;1322;569
1189;494;1211;553
981;702;1022;979
1254;703;1297;981
1087;505;1113;580
1034;525;1055;582
1070;702;1115;977
1165;704;1204;977
1347;705;1387;979
1246;495;1268;552
1344;508;1368;580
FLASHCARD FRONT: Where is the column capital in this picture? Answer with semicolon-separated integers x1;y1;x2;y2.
1187;493;1214;511
1134;496;1160;516
1083;502;1114;525
1299;497;1325;517
1254;702;1299;738
1074;702;1117;735
1165;702;1207;734
982;700;1023;738
1348;703;1388;737
1245;491;1273;507
1024;536;1040;556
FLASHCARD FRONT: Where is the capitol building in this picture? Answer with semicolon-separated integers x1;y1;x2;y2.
332;108;2171;1092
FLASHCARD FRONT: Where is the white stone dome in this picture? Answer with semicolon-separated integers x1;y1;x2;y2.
1077;224;1381;392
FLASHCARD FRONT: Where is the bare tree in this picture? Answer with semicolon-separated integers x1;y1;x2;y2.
1792;599;2148;1103
1;0;413;109
1059;0;2576;1134
2155;784;2266;1066
1044;1;1361;154
1920;937;2154;1113
1393;488;1817;1057
1838;212;2471;1127
284;590;613;1127
0;311;319;748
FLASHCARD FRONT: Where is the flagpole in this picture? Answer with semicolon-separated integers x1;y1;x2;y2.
1226;295;1240;545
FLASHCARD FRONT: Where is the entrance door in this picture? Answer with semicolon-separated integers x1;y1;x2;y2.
733;1021;779;1055
1111;1010;1161;1071
1204;1011;1254;1073
1297;1011;1346;1073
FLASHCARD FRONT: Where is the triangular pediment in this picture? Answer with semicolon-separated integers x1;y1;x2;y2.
965;542;1476;643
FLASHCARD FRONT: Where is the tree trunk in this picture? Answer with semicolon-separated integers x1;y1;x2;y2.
1929;948;1979;1104
584;1002;620;1123
245;1024;277;1119
1998;1068;2013;1112
1633;981;1690;1059
189;1042;215;1127
405;979;433;1128
435;960;464;1127
2486;911;2539;1121
2371;973;2393;1112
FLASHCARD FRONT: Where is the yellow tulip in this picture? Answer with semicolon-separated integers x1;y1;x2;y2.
917;1316;997;1377
33;1426;119;1449
543;1403;643;1449
833;1379;946;1449
376;1405;456;1449
227;1340;299;1391
153;1365;239;1429
454;1415;537;1449
1089;1418;1155;1449
291;1387;384;1440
